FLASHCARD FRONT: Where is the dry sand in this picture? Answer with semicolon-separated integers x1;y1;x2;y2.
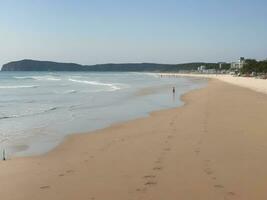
1;79;267;200
161;73;267;95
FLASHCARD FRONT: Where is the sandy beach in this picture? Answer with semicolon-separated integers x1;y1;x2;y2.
1;79;267;200
160;73;267;94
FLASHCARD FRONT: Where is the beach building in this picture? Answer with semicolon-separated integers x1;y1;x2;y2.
218;62;227;70
231;57;246;69
197;65;217;74
197;65;206;72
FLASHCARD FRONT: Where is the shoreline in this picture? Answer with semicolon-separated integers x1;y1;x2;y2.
7;78;205;158
11;80;205;160
44;81;206;157
0;74;204;158
1;79;267;199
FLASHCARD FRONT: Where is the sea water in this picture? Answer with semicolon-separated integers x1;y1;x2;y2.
0;72;206;157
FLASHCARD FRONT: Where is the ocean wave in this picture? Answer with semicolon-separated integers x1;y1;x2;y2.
0;116;10;120
14;76;32;80
143;73;160;78
68;78;121;91
0;106;59;121
48;107;57;111
64;90;77;94
14;76;61;81
53;90;78;95
0;85;39;89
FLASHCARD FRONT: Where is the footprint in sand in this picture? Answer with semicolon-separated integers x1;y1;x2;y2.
163;148;171;151
66;170;75;173
227;192;236;196
204;168;213;175
153;167;162;171
214;184;224;189
40;185;50;189
58;174;65;177
143;175;156;179
144;181;157;186
136;187;147;192
194;149;200;154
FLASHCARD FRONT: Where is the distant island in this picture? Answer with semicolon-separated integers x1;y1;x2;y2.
1;59;229;72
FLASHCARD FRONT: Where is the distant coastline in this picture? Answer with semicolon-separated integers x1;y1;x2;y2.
1;59;228;72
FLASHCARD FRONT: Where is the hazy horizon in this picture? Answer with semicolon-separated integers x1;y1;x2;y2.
1;0;267;67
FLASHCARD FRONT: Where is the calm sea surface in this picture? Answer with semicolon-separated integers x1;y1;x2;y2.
0;72;206;157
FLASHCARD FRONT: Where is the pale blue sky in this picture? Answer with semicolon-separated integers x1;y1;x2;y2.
0;0;267;66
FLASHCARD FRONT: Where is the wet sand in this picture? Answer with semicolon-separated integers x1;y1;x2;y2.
1;79;267;200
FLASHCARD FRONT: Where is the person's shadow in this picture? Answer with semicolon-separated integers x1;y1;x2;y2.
172;87;176;102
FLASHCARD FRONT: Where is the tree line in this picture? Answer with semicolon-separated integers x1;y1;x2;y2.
241;59;267;74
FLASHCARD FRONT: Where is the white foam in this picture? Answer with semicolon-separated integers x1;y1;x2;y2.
130;72;160;78
68;78;121;91
63;90;77;94
34;76;61;81
0;106;58;120
0;85;39;89
14;76;61;81
144;73;160;78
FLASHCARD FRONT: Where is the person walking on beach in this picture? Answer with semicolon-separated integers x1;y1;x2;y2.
172;86;176;102
2;149;6;161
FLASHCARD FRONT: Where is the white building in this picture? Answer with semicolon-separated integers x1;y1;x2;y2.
197;65;217;74
198;65;206;71
231;57;246;69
